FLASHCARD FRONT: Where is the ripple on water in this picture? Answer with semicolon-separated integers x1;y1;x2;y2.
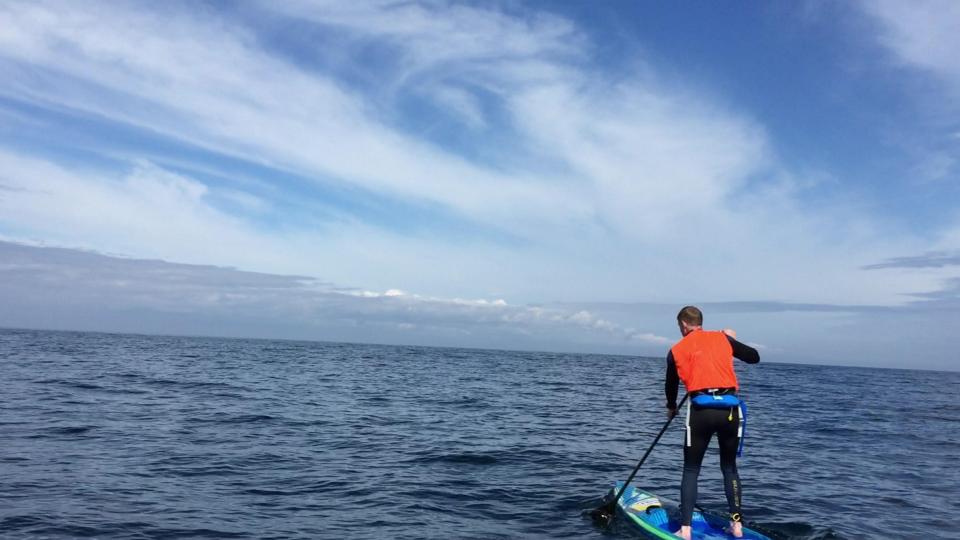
1;329;957;539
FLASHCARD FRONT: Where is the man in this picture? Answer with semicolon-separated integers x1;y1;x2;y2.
665;306;760;540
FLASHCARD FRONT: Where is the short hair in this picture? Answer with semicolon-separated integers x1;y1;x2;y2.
677;306;703;326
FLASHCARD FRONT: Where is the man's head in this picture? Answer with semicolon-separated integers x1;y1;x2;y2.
677;305;703;336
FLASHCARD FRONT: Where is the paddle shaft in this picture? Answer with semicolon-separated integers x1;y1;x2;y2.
607;393;688;512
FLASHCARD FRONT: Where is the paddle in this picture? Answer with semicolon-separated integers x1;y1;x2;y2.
590;393;688;527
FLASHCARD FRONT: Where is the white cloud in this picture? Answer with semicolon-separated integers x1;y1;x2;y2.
427;85;488;130
0;151;279;270
0;0;589;235
866;0;960;93
507;78;769;237
259;1;771;236
0;0;775;243
269;0;585;69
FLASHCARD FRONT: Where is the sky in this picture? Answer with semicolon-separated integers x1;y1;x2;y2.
0;0;958;371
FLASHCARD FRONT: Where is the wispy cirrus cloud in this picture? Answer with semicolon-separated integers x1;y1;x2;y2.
0;0;773;237
865;0;960;93
861;0;960;184
0;0;591;233
0;150;279;269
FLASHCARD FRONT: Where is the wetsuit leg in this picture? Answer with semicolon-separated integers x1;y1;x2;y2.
680;407;714;526
718;407;742;521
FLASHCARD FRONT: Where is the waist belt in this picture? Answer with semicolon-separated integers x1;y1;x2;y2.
691;387;736;397
691;393;741;408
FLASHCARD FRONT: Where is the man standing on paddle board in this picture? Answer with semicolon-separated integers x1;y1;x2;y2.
665;306;760;540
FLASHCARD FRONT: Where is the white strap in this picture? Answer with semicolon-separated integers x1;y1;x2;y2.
737;404;744;438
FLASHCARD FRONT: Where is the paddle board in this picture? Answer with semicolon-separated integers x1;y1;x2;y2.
612;481;771;540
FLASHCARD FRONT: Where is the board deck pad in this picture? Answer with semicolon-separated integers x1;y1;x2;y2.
613;482;771;540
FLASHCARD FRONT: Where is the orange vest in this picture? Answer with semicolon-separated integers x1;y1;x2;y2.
670;329;739;392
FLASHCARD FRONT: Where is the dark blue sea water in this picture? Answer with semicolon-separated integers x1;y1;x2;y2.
0;329;957;539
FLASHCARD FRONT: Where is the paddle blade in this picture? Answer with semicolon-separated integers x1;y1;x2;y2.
588;500;616;527
590;506;613;528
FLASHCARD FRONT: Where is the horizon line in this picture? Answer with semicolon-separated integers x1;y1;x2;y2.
2;324;954;374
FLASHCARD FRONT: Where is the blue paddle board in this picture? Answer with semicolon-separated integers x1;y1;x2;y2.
612;481;771;540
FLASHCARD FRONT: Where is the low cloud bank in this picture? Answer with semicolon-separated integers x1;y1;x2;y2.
0;241;669;353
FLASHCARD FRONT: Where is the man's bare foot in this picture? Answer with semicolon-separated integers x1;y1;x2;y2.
727;520;743;538
674;525;692;540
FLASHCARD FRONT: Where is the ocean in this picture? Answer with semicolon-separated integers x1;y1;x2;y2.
0;328;956;539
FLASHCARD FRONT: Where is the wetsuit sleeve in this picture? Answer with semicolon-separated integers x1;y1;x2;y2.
665;351;680;409
727;335;760;364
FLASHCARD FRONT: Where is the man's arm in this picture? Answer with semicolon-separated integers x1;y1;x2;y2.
665;351;680;410
726;335;760;364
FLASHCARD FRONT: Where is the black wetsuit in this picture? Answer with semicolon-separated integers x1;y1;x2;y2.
665;336;759;526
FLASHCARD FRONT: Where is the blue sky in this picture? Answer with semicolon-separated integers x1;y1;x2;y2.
0;1;958;370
